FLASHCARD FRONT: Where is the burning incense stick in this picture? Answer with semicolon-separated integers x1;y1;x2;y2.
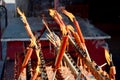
17;8;36;43
17;8;41;80
62;8;84;42
73;18;85;43
49;9;67;35
61;8;85;43
61;9;91;62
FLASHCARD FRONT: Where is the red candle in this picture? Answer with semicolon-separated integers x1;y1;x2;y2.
73;18;85;43
55;35;68;69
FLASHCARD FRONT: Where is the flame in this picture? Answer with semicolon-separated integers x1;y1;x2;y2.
49;9;63;20
49;9;67;35
49;9;63;26
104;48;111;66
17;7;27;24
49;9;55;17
61;9;75;22
66;25;74;32
17;7;22;15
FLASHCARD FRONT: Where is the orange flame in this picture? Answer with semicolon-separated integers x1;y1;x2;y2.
49;9;63;20
49;9;67;35
66;25;74;32
61;8;75;22
49;9;56;17
104;48;111;66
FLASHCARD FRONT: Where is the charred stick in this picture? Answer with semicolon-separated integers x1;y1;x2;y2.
42;19;52;35
30;41;42;80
